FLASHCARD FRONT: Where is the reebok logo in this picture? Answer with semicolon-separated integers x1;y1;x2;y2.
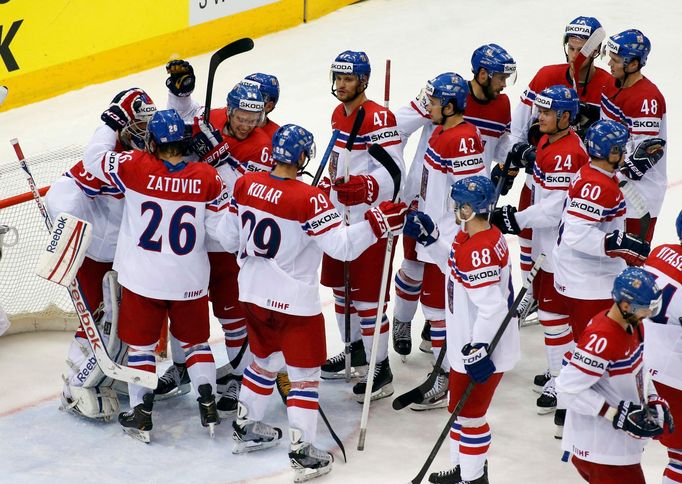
46;216;68;253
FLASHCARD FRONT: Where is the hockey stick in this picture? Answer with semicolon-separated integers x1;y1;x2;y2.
571;27;605;91
311;130;340;187
410;254;545;483
384;59;391;109
357;143;402;451
342;106;366;381
203;37;255;125
10;138;157;389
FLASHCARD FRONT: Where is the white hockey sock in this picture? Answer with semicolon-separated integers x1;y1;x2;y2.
286;366;320;443
663;448;682;483
219;317;251;374
127;342;157;407
449;420;461;466
169;334;186;365
357;301;389;363
333;287;361;344
393;261;424;322
519;236;533;284
180;339;216;394
458;416;490;481
538;310;574;377
240;354;282;421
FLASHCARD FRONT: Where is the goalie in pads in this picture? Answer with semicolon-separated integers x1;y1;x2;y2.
556;267;674;483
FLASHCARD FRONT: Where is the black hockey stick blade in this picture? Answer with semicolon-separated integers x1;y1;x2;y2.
392;342;447;411
368;143;401;202
203;37;255;124
345;106;366;151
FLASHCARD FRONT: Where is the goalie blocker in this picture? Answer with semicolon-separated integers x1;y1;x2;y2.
36;212;92;287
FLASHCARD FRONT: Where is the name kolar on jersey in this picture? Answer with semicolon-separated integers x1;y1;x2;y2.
247;182;283;205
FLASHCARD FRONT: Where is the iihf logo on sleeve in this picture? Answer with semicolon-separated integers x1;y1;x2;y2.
267;298;290;311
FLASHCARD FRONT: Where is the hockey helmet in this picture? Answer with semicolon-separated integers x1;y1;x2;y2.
425;72;469;112
584;120;629;159
534;85;579;123
242;73;280;104
603;29;651;68
272;124;316;168
612;267;662;316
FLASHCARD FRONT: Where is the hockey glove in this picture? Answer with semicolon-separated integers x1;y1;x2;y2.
190;118;234;168
318;177;332;198
101;88;145;132
621;138;666;180
404;211;439;247
489;205;521;235
462;343;496;384
509;142;537;174
166;60;196;97
611;400;665;439
333;175;379;206
604;230;650;266
573;102;601;139
490;159;518;196
365;201;408;238
646;395;675;436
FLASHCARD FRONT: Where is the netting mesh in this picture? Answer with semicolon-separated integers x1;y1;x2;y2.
0;145;84;327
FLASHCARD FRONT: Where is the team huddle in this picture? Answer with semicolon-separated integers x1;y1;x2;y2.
40;14;682;484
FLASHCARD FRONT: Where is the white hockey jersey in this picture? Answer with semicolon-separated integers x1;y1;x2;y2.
643;243;682;391
215;171;379;316
556;312;647;466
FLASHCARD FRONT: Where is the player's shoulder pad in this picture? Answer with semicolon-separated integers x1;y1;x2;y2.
303;186;342;235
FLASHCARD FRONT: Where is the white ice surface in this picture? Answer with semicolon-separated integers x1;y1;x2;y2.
1;0;681;482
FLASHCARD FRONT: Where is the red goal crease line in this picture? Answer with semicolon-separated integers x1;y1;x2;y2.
0;186;49;209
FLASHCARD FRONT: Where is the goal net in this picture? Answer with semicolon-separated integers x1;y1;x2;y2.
0;145;84;335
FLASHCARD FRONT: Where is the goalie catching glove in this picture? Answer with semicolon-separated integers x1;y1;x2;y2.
621;138;666;180
364;201;408;239
36;213;92;286
166;60;196;97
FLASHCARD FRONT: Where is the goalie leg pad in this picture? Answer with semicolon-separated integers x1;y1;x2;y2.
61;382;120;421
36;212;92;286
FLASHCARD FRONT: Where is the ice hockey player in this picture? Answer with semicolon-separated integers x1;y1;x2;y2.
213;124;407;482
643;211;682;483
497;16;611;328
319;50;405;403
490;85;588;416
601;29;668;243
405;175;519;484
50;87;157;421
391;45;514;361
402;72;486;410
164;60;273;415
242;72;281;139
84;109;226;442
556;267;673;484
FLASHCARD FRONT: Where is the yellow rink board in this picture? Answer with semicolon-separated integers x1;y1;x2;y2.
0;0;356;110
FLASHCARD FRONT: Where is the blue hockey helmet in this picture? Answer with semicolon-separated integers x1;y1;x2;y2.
146;109;185;145
271;124;316;168
584;120;629;159
330;50;371;86
227;83;265;114
534;85;579;123
450;176;496;214
676;210;682;241
471;44;517;85
564;16;603;43
603;29;651;68
425;72;469;112
612;267;662;316
243;73;280;104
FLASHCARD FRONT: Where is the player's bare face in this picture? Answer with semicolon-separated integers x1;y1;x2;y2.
230;110;261;140
335;74;361;102
607;53;626;80
487;73;509;98
565;37;587;64
426;95;443;124
537;107;559;133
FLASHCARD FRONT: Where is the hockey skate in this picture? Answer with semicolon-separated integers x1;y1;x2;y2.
532;369;551;394
554;409;566;439
392;318;412;362
118;393;154;443
352;357;393;402
429;461;488;484
216;373;242;417
154;363;191;400
288;428;333;483
232;403;282;454
516;294;539;327
410;367;448;411
419;321;432;353
320;340;367;380
197;384;220;438
536;378;557;415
